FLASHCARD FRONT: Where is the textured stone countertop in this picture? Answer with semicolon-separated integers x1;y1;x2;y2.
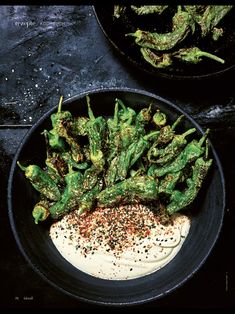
0;6;234;309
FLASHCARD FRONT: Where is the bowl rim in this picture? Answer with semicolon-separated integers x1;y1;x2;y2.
7;87;226;306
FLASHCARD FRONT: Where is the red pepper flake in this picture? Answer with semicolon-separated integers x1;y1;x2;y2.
66;204;162;255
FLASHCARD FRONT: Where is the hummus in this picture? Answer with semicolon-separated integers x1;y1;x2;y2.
49;204;190;280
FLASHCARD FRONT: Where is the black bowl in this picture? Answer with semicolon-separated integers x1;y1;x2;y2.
94;6;235;80
8;88;225;306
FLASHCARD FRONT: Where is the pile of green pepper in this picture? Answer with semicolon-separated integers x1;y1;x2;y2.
18;96;212;224
114;5;233;68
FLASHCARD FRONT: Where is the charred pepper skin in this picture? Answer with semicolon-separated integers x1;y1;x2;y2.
77;178;103;216
141;44;225;69
157;114;184;145
61;152;89;171
97;176;158;207
82;165;100;191
105;99;139;185
131;5;168;15
17;162;61;201
50;96;72;128
184;5;207;24
45;155;64;184
70;116;89;137
136;104;152;135
44;134;68;184
159;171;182;196
140;48;173;69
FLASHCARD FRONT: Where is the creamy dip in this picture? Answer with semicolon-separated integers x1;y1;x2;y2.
49;204;190;280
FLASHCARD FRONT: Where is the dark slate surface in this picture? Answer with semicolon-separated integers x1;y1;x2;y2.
0;5;234;309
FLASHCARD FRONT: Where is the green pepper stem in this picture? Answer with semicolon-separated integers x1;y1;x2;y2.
172;115;184;130
205;139;209;159
125;32;136;37
177;5;182;12
86;95;95;120
17;161;27;171
33;212;42;224
199;128;210;147
115;98;126;111
147;103;152;114
182;127;197;138
144;130;159;140
113;100;119;126
198;51;225;64
57;96;63;113
68;164;73;173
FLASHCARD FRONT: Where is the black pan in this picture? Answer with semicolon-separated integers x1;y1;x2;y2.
93;5;235;80
8;88;225;306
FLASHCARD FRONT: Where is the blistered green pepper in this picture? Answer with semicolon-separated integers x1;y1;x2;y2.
61;152;89;170
155;114;184;146
51;96;84;163
97;176;158;207
77;178;103;216
174;47;225;64
106;130;158;185
32;199;51;224
17;162;61;201
86;96;106;172
153;109;167;128
44;134;68;183
117;98;136;125
49;166;83;219
117;99;138;150
149;129;209;177
158;171;182;196
50;96;72;128
167;156;212;214
135;104;152;135
42;129;67;152
121;131;159;181
148;128;196;164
